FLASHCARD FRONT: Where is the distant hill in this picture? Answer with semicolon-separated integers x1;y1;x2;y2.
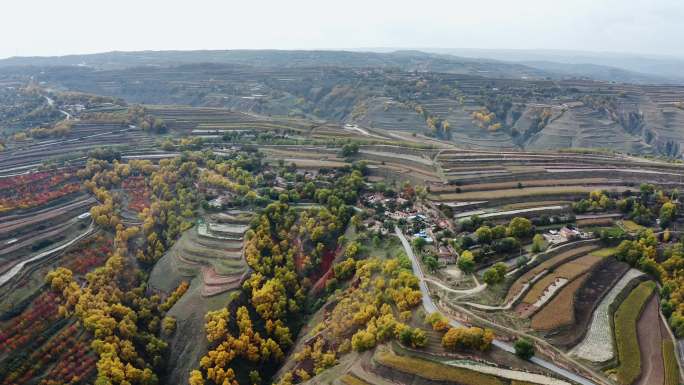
411;48;684;84
2;49;684;157
0;49;552;79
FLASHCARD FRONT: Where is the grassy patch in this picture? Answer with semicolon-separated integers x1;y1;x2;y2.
340;374;371;385
614;281;656;385
663;339;681;385
620;220;645;233
375;350;504;385
590;247;617;258
511;382;539;385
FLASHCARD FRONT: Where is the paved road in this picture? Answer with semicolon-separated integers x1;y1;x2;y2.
395;226;598;385
0;222;93;287
425;277;487;296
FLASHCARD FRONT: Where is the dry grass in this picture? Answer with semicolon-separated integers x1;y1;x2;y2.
663;339;680;385
531;272;589;331
340;374;371;385
590;247;618;258
576;217;615;227
506;245;598;303
503;201;572;210
621;220;645;233
555;254;602;277
375;350;504;385
614;281;656;385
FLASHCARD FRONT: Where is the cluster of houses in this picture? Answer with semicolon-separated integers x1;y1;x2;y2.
543;226;591;245
362;192;460;266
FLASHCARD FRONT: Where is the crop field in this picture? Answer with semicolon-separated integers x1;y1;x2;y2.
613;281;656;385
0;170;80;214
505;244;599;303
0;289;98;384
0;122;156;176
432;185;631;202
620;220;645;233
374;350;505;385
663;340;680;385
530;272;589;331
571;269;645;362
548;259;630;348
430;177;612;194
575;217;615;227
339;374;371;385
635;295;667;385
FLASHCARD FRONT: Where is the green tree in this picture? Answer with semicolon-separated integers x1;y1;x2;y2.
531;234;545;253
413;237;427;250
475;226;492;244
341;142;360;157
660;201;677;228
491;225;507;240
514;338;535;360
423;255;440;272
507;217;533;238
457;250;475;273
483;262;507;285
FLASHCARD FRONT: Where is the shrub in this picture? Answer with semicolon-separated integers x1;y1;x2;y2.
514;338;535;360
531;234;545;253
483;263;507;285
399;327;427;348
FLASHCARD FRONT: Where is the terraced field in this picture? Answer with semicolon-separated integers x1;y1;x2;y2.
371;347;571;385
0;170;97;304
546;259;630;348
505;244;599;304
571;269;645;362
517;254;602;318
613;281;656;385
530;272;590;331
151;211;250;297
432;150;684;209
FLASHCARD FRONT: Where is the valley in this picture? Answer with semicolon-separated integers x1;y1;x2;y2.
0;49;683;385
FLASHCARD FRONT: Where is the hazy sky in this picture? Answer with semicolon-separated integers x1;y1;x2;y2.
2;0;683;59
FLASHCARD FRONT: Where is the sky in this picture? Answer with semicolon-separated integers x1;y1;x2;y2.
2;0;683;59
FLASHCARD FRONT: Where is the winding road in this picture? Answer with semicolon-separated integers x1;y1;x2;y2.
394;226;600;385
0;221;93;287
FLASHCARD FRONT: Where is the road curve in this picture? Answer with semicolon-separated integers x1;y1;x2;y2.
0;222;93;287
394;226;598;385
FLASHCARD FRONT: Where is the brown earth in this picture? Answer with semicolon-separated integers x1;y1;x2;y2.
635;295;665;385
547;258;630;348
